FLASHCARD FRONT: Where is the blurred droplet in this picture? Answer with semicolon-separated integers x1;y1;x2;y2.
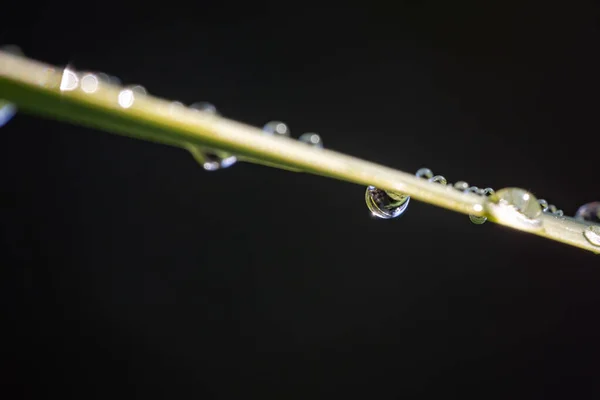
429;175;447;185
0;101;17;127
263;121;290;137
188;146;237;171
80;73;99;93
365;186;410;219
118;89;135;108
453;181;469;191
583;226;600;247
299;132;323;147
469;215;487;225
415;168;433;179
575;202;600;223
190;101;219;115
59;66;79;91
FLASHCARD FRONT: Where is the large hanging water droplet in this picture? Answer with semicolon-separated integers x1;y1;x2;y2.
492;187;543;230
583;225;600;247
298;132;323;147
365;186;410;219
575;202;600;223
263;121;290;137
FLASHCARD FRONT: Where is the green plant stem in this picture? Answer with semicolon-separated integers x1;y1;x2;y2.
0;51;597;254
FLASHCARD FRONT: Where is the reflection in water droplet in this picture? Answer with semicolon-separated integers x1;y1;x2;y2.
583;226;600;247
263;121;290;137
415;168;433;179
190;102;219;115
0;101;17;127
299;132;323;147
365;186;410;219
494;187;543;222
575;202;600;223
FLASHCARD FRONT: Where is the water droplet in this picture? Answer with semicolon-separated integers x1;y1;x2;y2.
188;146;237;171
299;132;323;147
469;215;487;225
483;188;495;196
263;121;290;137
583;226;600;247
80;73;100;93
575;202;600;223
429;175;447;185
365;186;410;219
60;66;79;91
538;199;549;212
454;181;469;191
415;168;433;179
493;187;543;225
190;102;219;115
0;101;17;127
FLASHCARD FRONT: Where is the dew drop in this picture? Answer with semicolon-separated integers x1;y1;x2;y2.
583;225;600;247
263;120;290;137
454;181;469;191
415;168;433;179
429;175;447;185
298;132;323;147
575;202;600;223
187;102;234;169
493;187;543;223
538;199;549;212
0;101;17;128
190;102;219;115
469;215;487;225
483;188;495;196
80;73;100;93
60;66;79;92
365;186;410;219
188;146;237;171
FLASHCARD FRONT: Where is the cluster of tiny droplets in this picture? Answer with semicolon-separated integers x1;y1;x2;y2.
537;199;564;217
365;167;587;227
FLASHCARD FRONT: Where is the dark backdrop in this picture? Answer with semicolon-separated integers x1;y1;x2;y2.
1;1;599;398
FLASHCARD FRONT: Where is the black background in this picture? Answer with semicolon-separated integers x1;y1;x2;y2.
1;1;599;398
